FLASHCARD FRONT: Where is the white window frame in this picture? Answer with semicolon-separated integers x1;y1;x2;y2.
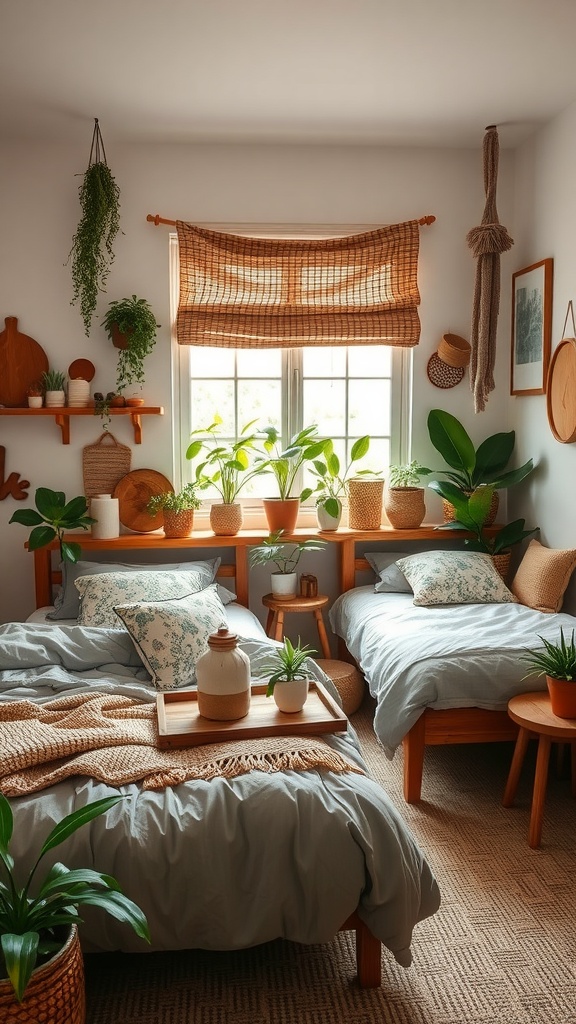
169;227;413;528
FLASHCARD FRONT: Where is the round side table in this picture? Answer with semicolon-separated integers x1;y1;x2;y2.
262;593;332;659
502;691;576;848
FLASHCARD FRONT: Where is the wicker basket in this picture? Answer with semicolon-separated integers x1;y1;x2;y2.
315;659;365;716
491;551;512;582
82;432;132;498
442;490;499;527
210;502;243;536
384;487;426;529
162;509;195;539
347;479;384;531
437;333;471;368
0;925;85;1024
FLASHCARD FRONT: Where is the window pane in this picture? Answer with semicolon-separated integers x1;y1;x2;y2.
191;382;234;432
238;381;281;430
190;347;235;377
302;346;346;377
349;379;390;436
237;349;282;377
348;346;392;377
303;379;346;437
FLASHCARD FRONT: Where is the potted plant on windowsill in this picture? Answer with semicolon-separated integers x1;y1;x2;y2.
101;295;160;397
0;793;149;1017
257;424;329;533
300;435;373;531
9;487;95;564
186;415;265;536
146;483;201;539
384;461;432;530
521;627;576;718
262;636;317;712
249;529;327;599
427;408;535;525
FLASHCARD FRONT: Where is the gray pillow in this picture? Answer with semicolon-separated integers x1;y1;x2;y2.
47;557;235;620
364;551;413;594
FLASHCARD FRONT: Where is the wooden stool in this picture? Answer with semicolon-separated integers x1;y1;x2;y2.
502;691;576;848
315;659;365;715
262;593;331;659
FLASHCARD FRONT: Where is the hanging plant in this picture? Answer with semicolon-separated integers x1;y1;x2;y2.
68;118;121;336
101;294;160;393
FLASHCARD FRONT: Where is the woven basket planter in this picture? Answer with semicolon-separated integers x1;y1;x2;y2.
162;509;195;539
0;925;85;1024
442;489;499;527
210;502;243;536
347;479;384;531
384;487;426;530
490;551;512;582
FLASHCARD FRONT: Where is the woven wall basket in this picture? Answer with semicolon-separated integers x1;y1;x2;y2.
0;925;85;1024
384;487;426;530
82;432;132;499
347;478;384;531
442;490;499;527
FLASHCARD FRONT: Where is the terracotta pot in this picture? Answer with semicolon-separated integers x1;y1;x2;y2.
546;675;576;719
262;497;300;534
273;677;309;713
347;478;384;531
162;509;195;539
210;502;243;536
384;487;426;529
111;323;131;350
0;925;85;1024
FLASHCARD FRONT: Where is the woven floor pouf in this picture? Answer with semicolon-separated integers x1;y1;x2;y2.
315;659;365;716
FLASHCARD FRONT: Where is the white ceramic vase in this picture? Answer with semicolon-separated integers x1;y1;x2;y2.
45;389;66;408
270;571;297;599
67;378;91;407
273;678;309;713
316;498;342;531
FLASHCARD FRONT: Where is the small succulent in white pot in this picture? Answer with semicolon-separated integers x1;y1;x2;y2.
264;636;317;712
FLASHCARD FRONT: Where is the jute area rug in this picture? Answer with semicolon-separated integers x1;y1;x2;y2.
85;697;576;1024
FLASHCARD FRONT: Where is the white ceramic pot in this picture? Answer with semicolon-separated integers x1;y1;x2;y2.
27;395;43;408
273;678;309;713
270;571;297;599
45;389;66;408
90;495;120;539
67;378;90;407
316;498;342;531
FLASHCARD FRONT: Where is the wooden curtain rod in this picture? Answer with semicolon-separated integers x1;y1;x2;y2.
146;213;436;227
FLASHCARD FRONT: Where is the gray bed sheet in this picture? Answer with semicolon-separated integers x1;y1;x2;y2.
0;621;440;967
329;587;576;757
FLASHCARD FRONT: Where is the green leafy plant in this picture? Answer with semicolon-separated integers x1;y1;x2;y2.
186;415;265;503
249;529;326;575
427;409;534;492
101;295;160;394
9;488;95;564
0;793;150;1002
258;425;329;500
40;369;67;393
263;637;317;696
431;483;538;555
388;460;432;488
146;483;201;516
300;435;375;518
68;121;121;336
521;627;576;682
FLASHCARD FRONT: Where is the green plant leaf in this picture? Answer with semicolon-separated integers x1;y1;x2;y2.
73;891;150;941
8;509;44;527
1;931;39;1003
350;435;370;462
0;794;13;852
35;488;66;519
38;797;123;859
427;410;476;479
60;541;82;564
28;525;57;551
473;431;516;483
487;460;535;489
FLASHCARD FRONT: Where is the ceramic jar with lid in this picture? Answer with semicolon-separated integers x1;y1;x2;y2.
196;627;251;721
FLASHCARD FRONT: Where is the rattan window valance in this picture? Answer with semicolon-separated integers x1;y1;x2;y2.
175;219;422;349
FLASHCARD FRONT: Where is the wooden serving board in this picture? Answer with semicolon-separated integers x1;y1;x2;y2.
0;316;49;407
113;469;174;532
156;681;347;749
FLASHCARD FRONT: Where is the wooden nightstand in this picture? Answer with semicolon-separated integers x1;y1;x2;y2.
262;593;332;659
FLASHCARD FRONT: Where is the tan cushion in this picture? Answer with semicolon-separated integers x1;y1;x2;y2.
510;539;576;613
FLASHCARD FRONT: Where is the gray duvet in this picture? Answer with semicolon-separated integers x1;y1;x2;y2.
0;622;440;967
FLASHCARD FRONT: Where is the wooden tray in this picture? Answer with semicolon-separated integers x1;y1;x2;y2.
156;681;347;749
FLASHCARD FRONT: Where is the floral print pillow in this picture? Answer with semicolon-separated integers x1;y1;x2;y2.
75;569;210;627
395;551;517;606
113;584;228;690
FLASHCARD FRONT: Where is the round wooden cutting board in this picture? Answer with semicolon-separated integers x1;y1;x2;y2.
547;338;576;443
113;470;174;532
0;316;49;407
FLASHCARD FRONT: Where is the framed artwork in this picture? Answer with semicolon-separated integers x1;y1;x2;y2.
510;258;553;396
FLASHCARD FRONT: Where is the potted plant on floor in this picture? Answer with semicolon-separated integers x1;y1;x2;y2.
427;408;535;524
521;627;576;718
257;424;328;533
146;483;201;539
263;636;317;712
300;435;373;531
101;295;160;397
9;487;95;564
0;793;149;1018
249;529;326;599
186;415;265;536
384;460;432;530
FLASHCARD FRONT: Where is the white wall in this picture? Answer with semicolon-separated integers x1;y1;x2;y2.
510;99;576;613
0;140;515;623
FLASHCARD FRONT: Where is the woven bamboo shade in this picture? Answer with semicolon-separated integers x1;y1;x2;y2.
176;220;422;348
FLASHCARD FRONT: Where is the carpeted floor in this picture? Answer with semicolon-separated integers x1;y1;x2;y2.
84;696;576;1024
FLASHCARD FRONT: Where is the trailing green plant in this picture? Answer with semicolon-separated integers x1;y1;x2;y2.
263;636;317;696
249;529;326;575
68;119;121;336
521;627;576;682
257;425;329;500
9;487;95;564
388;460;432;488
40;369;67;393
427;408;534;493
101;295;160;393
146;483;201;516
300;435;375;518
431;482;538;555
186;415;265;503
0;792;150;1002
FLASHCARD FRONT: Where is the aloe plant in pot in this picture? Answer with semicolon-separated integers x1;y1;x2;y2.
521;627;576;718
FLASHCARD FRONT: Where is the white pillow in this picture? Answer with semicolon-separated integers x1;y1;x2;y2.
113;584;228;690
75;569;212;627
395;551;517;607
364;552;413;594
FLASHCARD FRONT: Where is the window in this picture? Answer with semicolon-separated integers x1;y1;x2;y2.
170;230;412;518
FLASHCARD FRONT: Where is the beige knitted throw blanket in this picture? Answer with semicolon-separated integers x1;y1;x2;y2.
0;693;364;796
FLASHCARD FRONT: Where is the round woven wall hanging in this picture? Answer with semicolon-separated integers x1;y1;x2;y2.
427;353;465;389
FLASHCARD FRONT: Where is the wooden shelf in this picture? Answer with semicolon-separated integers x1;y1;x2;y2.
0;406;164;444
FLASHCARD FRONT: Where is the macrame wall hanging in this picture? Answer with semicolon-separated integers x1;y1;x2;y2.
467;126;514;413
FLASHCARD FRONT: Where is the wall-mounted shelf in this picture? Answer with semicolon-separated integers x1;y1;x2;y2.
0;406;164;444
